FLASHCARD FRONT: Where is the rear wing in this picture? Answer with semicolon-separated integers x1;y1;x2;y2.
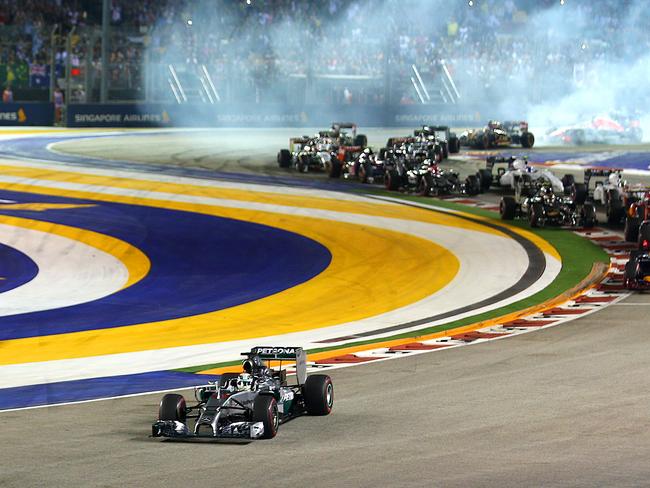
332;122;357;138
243;346;307;385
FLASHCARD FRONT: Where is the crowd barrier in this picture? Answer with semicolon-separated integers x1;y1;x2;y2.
66;103;499;128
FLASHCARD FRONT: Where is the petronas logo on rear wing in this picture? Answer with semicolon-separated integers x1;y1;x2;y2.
245;346;307;385
248;346;302;359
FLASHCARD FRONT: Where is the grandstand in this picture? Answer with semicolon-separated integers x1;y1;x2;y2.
0;0;648;126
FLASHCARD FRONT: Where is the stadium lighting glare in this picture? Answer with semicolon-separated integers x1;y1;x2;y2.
560;0;565;5
246;0;252;4
468;0;473;6
581;42;587;50
187;19;193;26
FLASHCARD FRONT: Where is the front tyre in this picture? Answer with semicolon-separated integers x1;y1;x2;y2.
253;395;279;439
529;202;544;228
159;393;187;422
500;196;517;220
303;374;334;416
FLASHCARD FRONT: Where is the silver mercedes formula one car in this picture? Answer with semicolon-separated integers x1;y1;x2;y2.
151;347;333;441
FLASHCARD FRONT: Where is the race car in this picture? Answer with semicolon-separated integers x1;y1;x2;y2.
151;346;333;441
585;168;650;225
623;250;650;290
459;120;535;149
413;125;460;156
277;122;367;174
499;178;596;229
342;147;384;183
384;150;480;196
624;191;650;243
546;113;643;145
479;156;564;194
385;134;445;163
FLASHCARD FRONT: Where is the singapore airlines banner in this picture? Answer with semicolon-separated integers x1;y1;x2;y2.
0;103;54;126
66;103;490;128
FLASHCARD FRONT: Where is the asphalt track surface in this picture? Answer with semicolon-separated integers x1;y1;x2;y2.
3;129;650;487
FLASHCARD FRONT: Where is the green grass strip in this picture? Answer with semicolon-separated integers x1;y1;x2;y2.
176;192;609;373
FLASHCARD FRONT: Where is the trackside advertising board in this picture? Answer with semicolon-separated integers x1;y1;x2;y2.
66;103;493;128
0;103;54;126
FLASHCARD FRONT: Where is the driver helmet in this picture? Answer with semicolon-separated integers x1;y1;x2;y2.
236;373;252;391
539;184;553;197
363;147;373;155
608;173;621;186
513;158;527;171
487;120;501;129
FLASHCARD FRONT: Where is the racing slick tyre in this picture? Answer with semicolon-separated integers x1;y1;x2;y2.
481;134;491;150
465;174;480;196
571;183;588;205
500;196;517;220
297;156;309;173
303;374;334;416
521;131;535;148
358;161;372;183
218;372;239;389
478;169;492;192
417;174;431;197
328;159;342;178
561;174;575;194
529;202;544;228
385;170;400;191
159;393;187;422
581;204;597;228
253;394;279;439
448;136;460;153
606;191;625;225
442;142;449;159
624;217;640;243
277;149;291;168
639;221;650;248
354;134;368;147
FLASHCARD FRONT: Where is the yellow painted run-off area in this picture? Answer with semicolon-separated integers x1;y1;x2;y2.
0;161;559;366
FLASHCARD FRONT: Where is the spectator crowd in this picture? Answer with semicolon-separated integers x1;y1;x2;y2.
0;0;648;105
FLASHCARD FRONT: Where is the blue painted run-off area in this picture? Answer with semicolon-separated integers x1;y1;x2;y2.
0;242;39;293
0;371;220;411
0;189;332;340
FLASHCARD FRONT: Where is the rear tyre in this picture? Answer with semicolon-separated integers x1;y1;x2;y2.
500;196;517;220
639;221;650;248
581;204;597;228
159;393;187;422
624;217;640;242
253;395;279;439
448;136;460;153
465;174;480;196
417;174;431;197
329;159;342;178
354;134;368;147
571;183;588;205
481;134;490;150
561;174;575;193
277;149;291;168
521;131;535;148
303;375;334;416
478;169;492;192
606;191;624;225
385;170;400;191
